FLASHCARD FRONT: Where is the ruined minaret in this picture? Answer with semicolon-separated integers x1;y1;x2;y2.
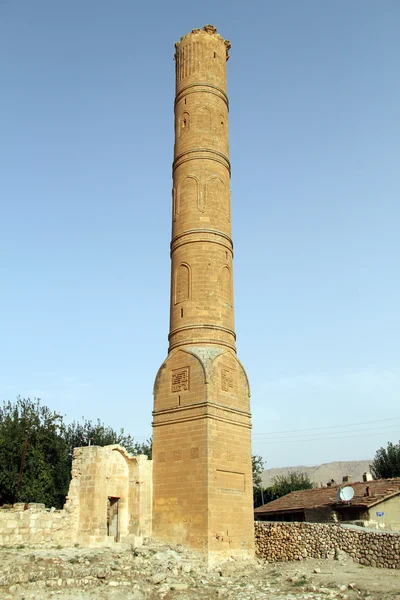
152;25;254;561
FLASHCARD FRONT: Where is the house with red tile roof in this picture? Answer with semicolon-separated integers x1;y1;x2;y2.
254;478;400;531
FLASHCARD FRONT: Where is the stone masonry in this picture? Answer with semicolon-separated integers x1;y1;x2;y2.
152;25;254;562
70;445;152;546
0;502;75;547
255;522;400;569
0;445;152;548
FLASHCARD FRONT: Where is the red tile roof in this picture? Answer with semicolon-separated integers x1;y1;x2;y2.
254;479;400;515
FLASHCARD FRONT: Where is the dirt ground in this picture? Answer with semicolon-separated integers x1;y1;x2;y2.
0;540;399;600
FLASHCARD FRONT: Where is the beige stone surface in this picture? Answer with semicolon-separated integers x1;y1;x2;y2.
0;445;152;548
152;25;254;561
72;445;152;546
0;503;74;547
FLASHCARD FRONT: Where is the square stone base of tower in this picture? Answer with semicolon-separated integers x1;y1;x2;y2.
152;347;254;563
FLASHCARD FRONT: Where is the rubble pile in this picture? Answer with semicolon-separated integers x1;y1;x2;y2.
1;536;400;599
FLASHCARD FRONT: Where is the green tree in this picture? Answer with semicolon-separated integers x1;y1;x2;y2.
0;397;70;508
371;440;400;479
64;419;152;459
252;455;264;488
252;455;267;507
270;471;314;498
0;398;152;509
253;469;313;508
253;486;275;508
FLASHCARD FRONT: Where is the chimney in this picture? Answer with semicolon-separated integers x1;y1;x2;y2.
362;472;373;482
342;475;351;483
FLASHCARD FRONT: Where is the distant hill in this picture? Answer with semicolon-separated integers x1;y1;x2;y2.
261;460;373;488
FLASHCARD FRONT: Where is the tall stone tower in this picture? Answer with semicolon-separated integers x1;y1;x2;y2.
152;25;254;562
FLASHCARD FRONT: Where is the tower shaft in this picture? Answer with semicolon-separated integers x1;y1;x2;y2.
152;26;254;562
170;26;234;353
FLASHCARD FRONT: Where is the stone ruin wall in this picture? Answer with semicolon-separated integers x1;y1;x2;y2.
0;503;76;547
0;444;152;548
255;522;400;570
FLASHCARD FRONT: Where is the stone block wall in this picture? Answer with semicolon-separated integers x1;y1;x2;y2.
255;522;400;569
0;446;152;548
0;503;75;547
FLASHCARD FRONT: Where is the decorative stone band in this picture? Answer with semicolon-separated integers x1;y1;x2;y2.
152;400;251;428
168;324;236;354
175;82;229;109
169;323;236;338
169;337;236;352
173;148;231;174
170;228;233;256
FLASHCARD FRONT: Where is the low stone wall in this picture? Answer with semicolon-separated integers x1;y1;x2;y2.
255;522;400;569
0;503;75;547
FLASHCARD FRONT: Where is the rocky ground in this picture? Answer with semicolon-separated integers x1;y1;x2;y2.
0;539;399;600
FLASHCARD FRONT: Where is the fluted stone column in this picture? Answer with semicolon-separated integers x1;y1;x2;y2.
152;25;254;563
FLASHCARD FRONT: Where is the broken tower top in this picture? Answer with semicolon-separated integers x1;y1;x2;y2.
175;25;231;60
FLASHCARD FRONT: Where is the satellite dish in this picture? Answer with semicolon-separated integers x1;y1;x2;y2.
339;486;354;502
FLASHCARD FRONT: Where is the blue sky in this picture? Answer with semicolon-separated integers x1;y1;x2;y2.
1;1;399;469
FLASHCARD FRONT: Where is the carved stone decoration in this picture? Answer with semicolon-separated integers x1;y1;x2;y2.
171;367;190;392
221;365;235;392
175;41;203;82
191;447;199;459
173;449;183;461
175;263;191;304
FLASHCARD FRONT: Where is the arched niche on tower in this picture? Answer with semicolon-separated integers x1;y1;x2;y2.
177;175;199;215
174;263;191;305
196;106;211;132
205;175;229;220
219;265;233;307
178;111;190;137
